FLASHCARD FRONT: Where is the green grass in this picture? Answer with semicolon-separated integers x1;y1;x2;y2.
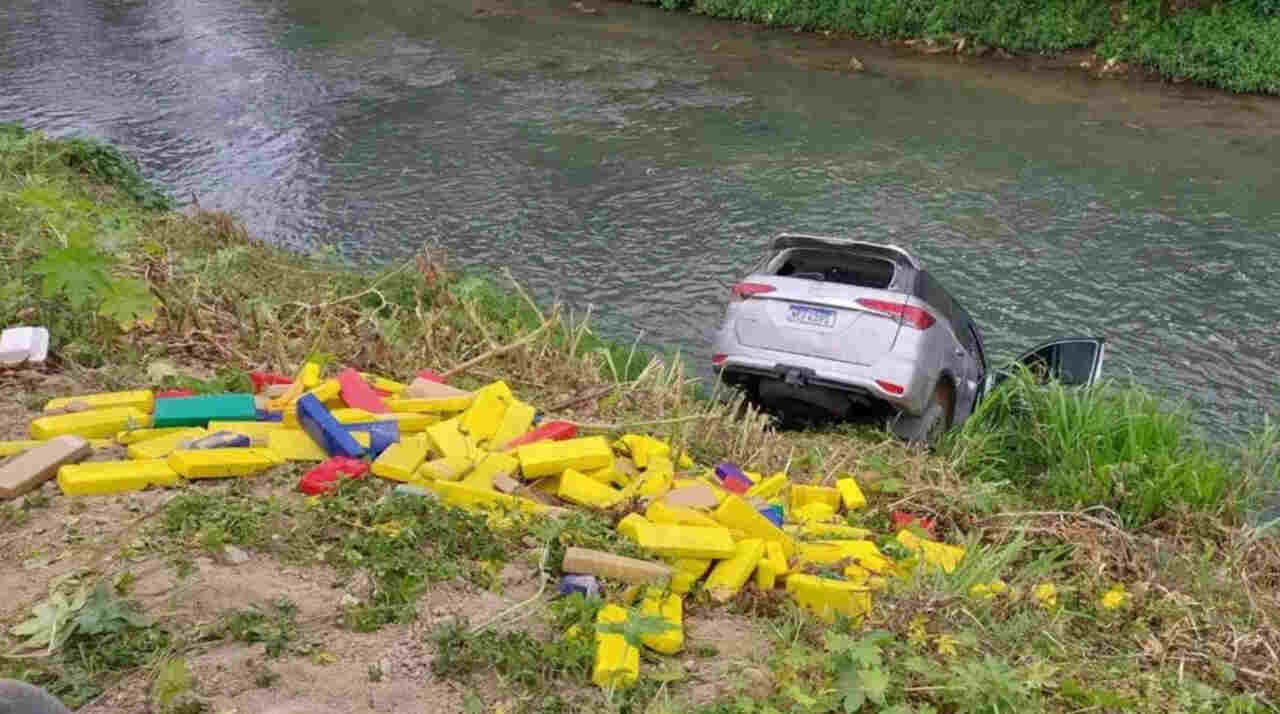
636;0;1280;94
944;370;1243;527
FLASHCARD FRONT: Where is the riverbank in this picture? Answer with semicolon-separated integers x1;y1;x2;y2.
628;0;1280;94
2;127;1277;712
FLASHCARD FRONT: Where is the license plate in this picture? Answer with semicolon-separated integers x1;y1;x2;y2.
786;304;836;328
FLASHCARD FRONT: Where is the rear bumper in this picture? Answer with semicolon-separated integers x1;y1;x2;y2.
712;341;932;416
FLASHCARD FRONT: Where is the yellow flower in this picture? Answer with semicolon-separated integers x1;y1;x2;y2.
934;633;959;657
371;521;404;537
970;583;991;599
907;615;929;647
1100;585;1130;611
1034;583;1058;610
988;579;1008;595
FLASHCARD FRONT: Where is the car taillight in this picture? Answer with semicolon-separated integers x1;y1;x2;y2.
711;353;727;366
856;298;936;330
875;379;905;395
730;282;776;301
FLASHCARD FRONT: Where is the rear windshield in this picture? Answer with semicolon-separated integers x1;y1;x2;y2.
764;248;897;289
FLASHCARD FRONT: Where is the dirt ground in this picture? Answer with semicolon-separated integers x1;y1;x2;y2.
1;370;772;713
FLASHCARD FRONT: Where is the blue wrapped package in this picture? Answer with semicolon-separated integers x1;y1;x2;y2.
296;394;366;459
344;421;400;459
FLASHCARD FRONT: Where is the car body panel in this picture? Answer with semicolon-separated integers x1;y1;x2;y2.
714;235;1106;441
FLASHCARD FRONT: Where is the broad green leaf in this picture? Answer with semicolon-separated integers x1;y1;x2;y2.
8;585;89;653
31;242;112;308
73;583;147;635
858;668;891;705
99;277;157;330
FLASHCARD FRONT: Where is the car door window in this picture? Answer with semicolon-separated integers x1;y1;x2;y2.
1016;339;1104;386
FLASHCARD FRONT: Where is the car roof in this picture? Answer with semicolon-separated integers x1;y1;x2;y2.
769;234;922;269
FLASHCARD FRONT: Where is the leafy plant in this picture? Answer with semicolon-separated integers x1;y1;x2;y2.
221;599;299;658
824;630;897;712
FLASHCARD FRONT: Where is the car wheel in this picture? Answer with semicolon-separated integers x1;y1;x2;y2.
889;381;954;448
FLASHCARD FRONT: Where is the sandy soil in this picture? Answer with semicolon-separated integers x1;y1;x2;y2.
1;368;775;713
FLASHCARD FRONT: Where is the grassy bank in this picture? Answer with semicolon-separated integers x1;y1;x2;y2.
639;0;1280;94
2;127;1278;712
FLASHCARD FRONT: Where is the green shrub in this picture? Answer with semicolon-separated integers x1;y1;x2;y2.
948;371;1238;526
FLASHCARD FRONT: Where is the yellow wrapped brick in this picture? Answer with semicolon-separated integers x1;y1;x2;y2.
429;481;544;514
616;434;670;469
517;436;613;479
461;452;520;490
786;574;872;622
640;590;684;654
646;500;719;529
460;381;513;442
116;426;204;445
798;523;873;540
266;379;306;411
797;540;893;574
45;390;155;414
712;494;795;558
57;459;180;496
794;502;838;524
167;448;283;479
0;440;50;457
705;538;764;602
583;464;628;487
635;471;673;500
283;407;376;428
126;428;207;460
0;438;112;456
416;454;474;482
298;361;322;388
790;484;842;511
360;373;406;394
897;530;965;574
755;540;789;589
385;394;474;414
593;604;638;690
489;400;536;449
371;438;430;482
617;513;651;541
206;421;287;439
558;468;624;509
635;523;737;560
384;412;439;433
265;429;328;461
669;558;712;594
835;476;867;511
32;407;151;440
307;378;342;404
745;472;789;501
425;418;479;461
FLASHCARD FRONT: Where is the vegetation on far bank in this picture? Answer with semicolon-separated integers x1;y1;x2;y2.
2;127;1278;711
637;0;1280;94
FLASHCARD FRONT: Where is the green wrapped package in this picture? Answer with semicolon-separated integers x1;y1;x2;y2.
152;394;257;427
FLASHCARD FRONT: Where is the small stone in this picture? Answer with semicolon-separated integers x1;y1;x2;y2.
218;545;251;566
848;55;865;72
340;593;360;608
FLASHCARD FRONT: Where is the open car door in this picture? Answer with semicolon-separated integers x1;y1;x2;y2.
986;337;1106;395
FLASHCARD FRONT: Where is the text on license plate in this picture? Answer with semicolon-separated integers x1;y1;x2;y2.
786;304;836;328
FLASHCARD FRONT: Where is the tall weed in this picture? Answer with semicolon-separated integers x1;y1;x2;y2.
948;370;1236;526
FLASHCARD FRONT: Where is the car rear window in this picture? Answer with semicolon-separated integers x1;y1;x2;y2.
767;249;897;289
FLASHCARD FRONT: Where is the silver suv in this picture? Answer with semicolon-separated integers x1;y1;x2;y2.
711;234;1105;443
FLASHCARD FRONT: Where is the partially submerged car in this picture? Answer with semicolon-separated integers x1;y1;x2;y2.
711;234;1104;443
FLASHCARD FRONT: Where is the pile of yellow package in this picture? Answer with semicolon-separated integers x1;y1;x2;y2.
0;369;967;692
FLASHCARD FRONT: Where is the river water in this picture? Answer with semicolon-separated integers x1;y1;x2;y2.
3;0;1278;439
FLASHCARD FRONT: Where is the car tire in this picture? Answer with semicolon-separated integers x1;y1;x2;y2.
889;382;953;448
